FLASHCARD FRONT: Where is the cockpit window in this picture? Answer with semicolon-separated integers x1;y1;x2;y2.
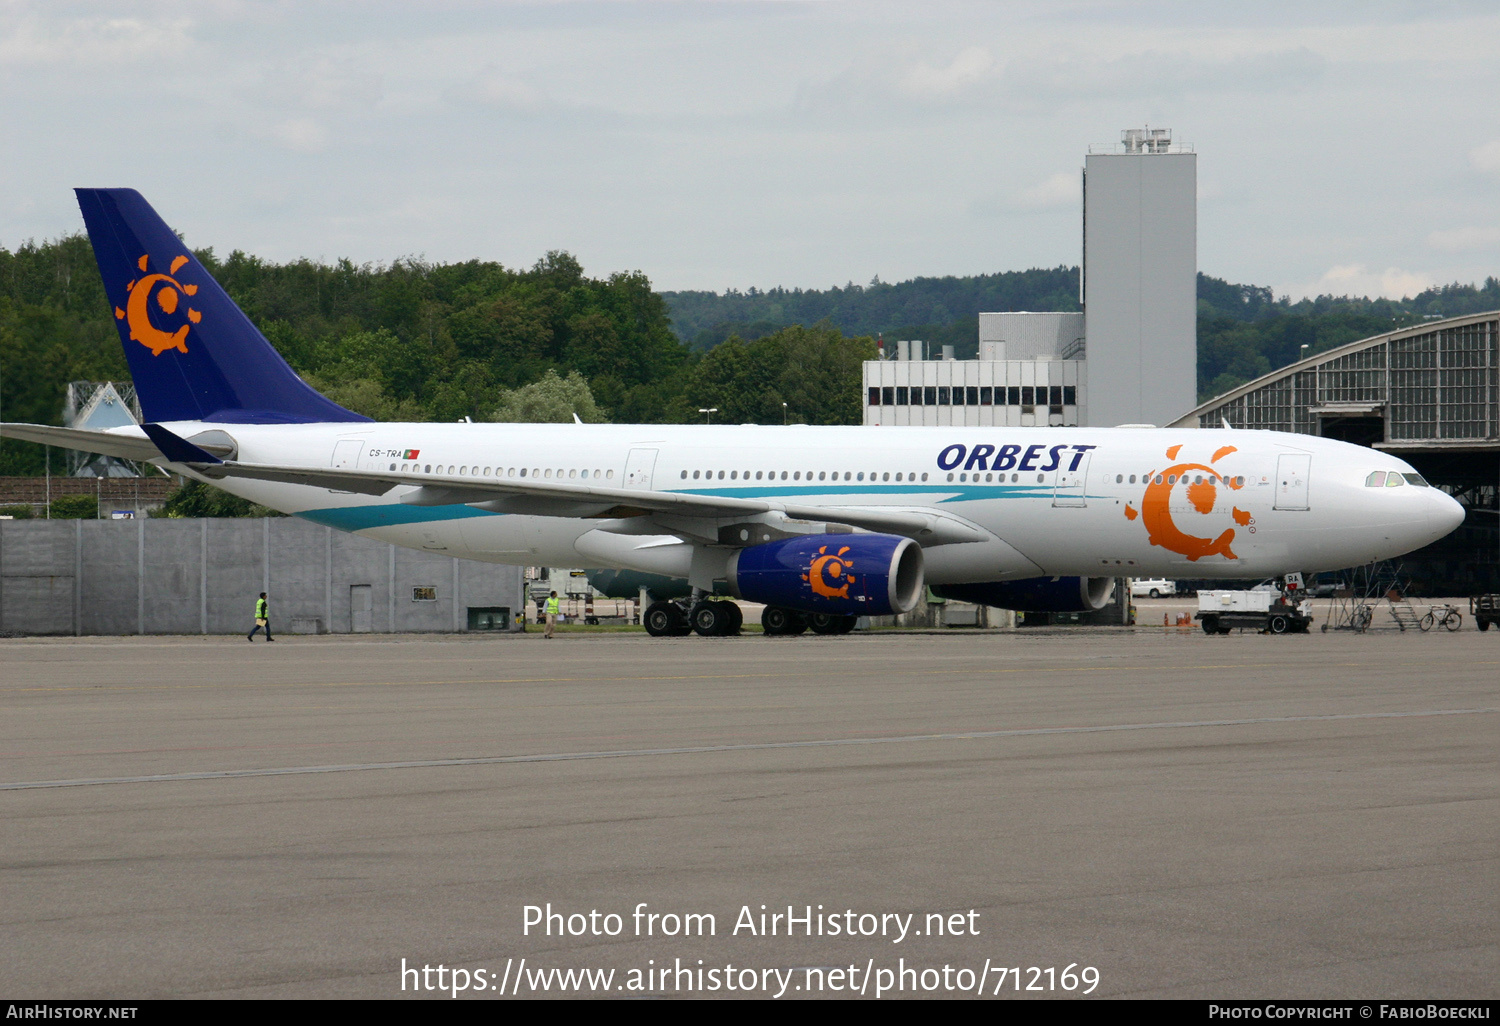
1385;473;1405;487
1402;473;1429;487
1365;471;1386;487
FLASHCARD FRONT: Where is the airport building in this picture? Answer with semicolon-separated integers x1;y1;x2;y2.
1170;311;1500;591
865;127;1196;429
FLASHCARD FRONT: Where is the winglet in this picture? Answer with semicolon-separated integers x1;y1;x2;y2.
572;412;584;425
140;423;224;464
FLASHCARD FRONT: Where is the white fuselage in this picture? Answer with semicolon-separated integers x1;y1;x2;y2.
139;421;1463;583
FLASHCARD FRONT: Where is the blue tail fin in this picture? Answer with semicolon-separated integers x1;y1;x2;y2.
75;188;368;424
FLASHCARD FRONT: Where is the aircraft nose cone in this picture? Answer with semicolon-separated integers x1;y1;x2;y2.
1428;490;1465;538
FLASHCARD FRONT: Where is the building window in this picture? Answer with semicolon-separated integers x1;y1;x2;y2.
1063;385;1077;406
1007;387;1021;405
412;587;437;602
937;387;950;405
980;387;993;405
1021;386;1034;406
1049;385;1063;407
895;386;909;405
881;386;894;406
868;387;881;406
966;387;979;405
948;387;961;406
923;386;937;405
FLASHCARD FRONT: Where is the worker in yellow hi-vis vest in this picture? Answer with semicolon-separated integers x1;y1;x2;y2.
544;591;560;639
248;592;274;642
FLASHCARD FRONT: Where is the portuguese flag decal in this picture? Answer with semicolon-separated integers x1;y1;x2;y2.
403;449;420;459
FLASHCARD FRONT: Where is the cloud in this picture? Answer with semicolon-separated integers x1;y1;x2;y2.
897;46;995;99
1292;264;1434;301
1469;140;1500;173
1427;225;1500;252
445;66;551;114
1014;171;1078;210
266;118;328;154
0;14;195;66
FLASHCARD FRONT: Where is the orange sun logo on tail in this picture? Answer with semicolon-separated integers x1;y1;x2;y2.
803;544;854;599
116;254;201;356
1130;444;1250;561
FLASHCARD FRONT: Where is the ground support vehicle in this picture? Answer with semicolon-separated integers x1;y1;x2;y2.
1196;589;1314;634
1472;595;1500;632
1131;579;1178;599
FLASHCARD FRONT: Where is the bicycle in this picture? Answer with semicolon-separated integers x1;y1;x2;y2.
1419;605;1462;632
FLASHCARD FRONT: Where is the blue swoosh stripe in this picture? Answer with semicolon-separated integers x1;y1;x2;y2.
296;504;499;531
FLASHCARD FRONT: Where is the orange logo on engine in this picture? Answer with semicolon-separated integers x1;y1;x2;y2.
1126;444;1251;561
115;254;201;356
803;544;854;599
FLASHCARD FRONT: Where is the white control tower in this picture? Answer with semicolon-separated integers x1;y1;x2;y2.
1082;128;1197;427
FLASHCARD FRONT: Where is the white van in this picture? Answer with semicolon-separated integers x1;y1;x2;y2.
1130;579;1177;599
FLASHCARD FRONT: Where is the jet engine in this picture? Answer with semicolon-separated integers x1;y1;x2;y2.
932;576;1114;612
726;533;925;617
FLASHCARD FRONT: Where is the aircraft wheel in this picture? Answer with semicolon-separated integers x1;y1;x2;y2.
691;602;732;637
644;601;684;637
723;602;743;635
761;605;797;636
834;615;857;634
1268;614;1290;634
807;612;847;635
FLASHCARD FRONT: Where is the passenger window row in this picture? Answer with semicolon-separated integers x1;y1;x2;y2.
679;469;931;483
868;385;1077;408
389;463;615;481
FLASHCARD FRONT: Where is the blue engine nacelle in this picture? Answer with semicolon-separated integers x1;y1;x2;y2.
932;577;1114;612
726;533;925;616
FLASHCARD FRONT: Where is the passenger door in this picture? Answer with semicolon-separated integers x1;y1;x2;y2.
1052;449;1092;508
1274;454;1311;510
623;448;658;490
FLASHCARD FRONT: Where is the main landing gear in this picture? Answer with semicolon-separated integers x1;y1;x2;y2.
643;599;744;637
641;600;857;637
761;606;856;636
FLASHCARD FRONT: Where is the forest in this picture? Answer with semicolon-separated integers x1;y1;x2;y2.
2;231;1496;479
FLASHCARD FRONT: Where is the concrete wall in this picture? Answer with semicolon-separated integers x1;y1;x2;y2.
1083;151;1197;428
0;518;525;636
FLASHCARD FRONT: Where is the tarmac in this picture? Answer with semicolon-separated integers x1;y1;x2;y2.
0;626;1495;999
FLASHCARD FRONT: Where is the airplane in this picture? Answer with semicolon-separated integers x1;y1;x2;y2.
0;189;1466;637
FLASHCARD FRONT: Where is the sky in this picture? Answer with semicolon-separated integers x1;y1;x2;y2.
2;1;1498;300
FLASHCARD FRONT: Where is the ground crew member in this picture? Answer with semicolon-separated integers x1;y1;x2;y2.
248;592;274;642
544;591;560;639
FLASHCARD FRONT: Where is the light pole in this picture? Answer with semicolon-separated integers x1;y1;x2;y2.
782;402;788;425
699;407;718;425
1299;344;1309;362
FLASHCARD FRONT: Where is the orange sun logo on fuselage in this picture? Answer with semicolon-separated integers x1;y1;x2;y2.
1124;444;1253;562
803;544;854;599
115;254;201;356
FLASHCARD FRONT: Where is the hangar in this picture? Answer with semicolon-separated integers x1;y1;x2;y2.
1169;311;1499;592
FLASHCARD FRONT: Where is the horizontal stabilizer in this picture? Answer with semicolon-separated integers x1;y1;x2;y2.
140;423;224;465
0;422;231;463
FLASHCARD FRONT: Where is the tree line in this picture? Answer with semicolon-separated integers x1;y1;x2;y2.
0;235;873;475
3;231;1496;483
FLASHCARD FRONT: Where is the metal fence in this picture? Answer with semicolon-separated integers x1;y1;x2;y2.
0;517;525;636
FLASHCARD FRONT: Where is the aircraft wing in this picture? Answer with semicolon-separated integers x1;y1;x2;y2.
0;422;239;463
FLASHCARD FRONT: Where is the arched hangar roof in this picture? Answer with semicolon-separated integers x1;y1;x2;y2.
1168;310;1499;451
